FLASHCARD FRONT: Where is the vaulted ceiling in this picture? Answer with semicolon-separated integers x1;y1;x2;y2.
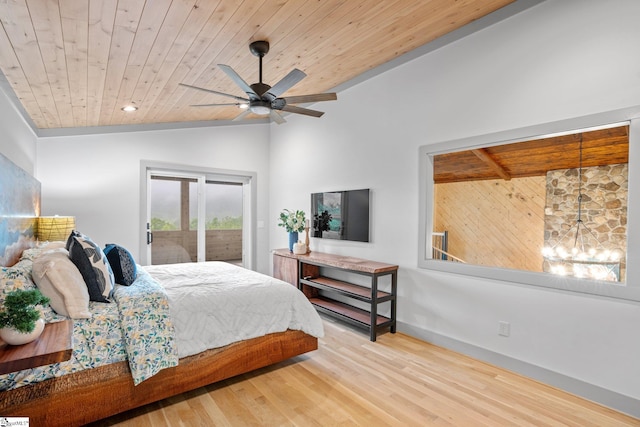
0;0;517;130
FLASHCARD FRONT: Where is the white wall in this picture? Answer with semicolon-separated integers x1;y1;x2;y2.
36;124;272;272
0;83;37;174
270;0;640;415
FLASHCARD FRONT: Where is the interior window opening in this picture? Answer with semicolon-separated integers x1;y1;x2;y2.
429;123;629;284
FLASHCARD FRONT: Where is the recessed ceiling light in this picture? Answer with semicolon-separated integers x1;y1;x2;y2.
121;105;138;112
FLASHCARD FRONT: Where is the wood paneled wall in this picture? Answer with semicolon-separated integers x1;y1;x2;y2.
434;177;546;271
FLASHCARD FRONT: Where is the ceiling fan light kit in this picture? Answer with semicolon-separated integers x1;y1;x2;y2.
181;41;337;124
249;101;271;116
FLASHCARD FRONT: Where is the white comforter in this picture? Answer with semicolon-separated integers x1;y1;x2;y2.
142;262;324;358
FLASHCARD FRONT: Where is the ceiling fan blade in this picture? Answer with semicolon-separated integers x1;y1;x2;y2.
190;103;246;107
281;104;324;118
179;83;248;102
232;109;252;122
218;64;259;98
264;69;306;100
283;93;337;104
270;110;286;125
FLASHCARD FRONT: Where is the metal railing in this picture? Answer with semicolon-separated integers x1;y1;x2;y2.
431;246;466;263
432;231;465;263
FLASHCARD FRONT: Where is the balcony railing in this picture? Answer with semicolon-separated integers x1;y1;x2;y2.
151;229;242;264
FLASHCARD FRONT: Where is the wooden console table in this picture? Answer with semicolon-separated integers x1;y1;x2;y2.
273;249;397;341
0;320;73;374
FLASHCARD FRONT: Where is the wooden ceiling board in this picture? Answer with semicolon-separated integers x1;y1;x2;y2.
86;0;117;127
0;0;516;130
434;126;630;184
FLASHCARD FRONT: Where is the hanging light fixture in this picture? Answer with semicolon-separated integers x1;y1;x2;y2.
542;137;622;281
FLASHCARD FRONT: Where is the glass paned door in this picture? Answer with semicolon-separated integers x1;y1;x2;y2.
149;176;197;265
148;174;245;266
202;181;243;264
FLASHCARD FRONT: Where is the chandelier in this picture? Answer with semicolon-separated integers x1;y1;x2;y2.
542;137;622;281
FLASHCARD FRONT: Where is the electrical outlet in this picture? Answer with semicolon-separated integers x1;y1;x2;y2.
498;321;510;337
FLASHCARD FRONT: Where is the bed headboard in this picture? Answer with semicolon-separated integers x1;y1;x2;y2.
0;152;40;267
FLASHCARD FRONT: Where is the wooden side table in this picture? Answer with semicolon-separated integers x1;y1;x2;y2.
0;320;73;374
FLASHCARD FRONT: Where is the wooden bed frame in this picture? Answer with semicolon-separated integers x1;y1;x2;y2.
0;329;317;426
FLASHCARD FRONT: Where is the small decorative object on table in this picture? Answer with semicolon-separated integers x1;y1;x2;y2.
278;209;306;252
293;241;307;255
0;289;50;345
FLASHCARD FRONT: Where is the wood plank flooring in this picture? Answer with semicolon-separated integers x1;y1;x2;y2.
89;318;639;426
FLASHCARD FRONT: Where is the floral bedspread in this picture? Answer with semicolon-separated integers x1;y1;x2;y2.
112;267;178;385
0;260;178;390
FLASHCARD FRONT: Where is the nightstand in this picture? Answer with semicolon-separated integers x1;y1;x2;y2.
0;320;73;374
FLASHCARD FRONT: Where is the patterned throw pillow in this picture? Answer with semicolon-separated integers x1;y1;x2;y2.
68;234;115;303
103;244;137;286
65;229;82;250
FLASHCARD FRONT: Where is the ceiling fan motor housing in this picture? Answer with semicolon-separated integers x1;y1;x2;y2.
250;82;271;97
271;98;286;109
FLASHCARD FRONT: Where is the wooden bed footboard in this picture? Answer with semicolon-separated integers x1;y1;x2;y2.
0;330;318;426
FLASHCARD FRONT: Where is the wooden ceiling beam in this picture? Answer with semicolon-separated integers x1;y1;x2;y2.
471;148;511;181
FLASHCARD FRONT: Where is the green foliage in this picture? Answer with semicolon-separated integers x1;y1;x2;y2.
210;216;242;230
278;209;306;233
151;217;178;231
152;216;243;231
0;289;50;333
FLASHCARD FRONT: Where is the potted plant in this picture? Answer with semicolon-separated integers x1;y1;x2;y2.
278;209;306;252
0;289;50;345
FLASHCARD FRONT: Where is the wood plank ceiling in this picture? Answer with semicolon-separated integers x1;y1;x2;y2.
0;0;515;130
434;125;630;183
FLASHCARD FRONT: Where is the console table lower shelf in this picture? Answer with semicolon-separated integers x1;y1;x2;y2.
273;249;398;341
309;297;393;330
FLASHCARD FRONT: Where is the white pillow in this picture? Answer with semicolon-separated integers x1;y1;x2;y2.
32;248;91;319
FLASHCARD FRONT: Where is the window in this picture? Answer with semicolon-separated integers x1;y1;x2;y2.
418;110;640;302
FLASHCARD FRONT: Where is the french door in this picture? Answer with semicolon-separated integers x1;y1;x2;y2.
141;164;254;268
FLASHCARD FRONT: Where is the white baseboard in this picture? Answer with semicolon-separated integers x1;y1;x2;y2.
397;321;640;419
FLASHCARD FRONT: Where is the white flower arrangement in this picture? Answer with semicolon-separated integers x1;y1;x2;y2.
278;209;306;233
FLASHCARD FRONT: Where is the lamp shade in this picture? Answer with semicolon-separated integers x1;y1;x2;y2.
37;216;75;241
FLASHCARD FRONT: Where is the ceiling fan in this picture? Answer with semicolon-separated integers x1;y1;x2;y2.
180;40;337;124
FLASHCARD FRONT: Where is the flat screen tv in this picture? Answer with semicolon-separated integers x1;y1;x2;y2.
311;189;370;242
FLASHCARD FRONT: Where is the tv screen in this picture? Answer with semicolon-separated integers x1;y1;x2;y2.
311;189;370;242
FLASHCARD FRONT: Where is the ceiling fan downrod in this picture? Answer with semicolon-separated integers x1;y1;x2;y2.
249;41;270;85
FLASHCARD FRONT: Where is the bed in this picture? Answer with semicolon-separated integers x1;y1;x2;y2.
0;245;323;426
0;154;322;425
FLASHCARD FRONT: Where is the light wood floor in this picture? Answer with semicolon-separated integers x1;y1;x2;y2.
90;318;639;426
